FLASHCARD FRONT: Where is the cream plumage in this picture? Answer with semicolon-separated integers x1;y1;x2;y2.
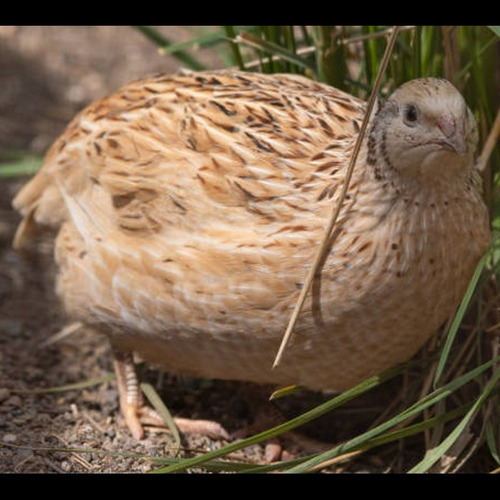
13;70;490;439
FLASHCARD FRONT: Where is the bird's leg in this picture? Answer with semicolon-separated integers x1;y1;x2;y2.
112;349;229;440
112;349;147;440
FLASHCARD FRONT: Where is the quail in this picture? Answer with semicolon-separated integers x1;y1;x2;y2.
13;70;490;439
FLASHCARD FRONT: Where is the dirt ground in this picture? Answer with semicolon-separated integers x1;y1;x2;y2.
0;27;496;474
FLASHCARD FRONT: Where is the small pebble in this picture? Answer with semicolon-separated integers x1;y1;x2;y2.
105;428;116;439
0;319;23;337
3;433;17;443
18;448;34;458
5;395;22;407
0;388;11;403
60;461;72;472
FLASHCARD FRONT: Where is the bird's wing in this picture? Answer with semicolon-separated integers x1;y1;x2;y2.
13;71;365;248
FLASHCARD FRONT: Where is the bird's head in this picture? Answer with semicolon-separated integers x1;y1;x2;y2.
368;77;478;183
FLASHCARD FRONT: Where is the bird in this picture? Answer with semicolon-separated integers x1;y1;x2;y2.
12;70;490;441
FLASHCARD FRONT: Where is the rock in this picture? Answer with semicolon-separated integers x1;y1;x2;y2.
0;319;23;337
3;433;17;443
0;388;10;403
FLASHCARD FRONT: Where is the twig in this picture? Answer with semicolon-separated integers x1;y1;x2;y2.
39;321;83;347
344;26;414;45
477;105;500;173
272;26;403;369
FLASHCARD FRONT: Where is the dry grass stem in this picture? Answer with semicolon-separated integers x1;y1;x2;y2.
39;321;83;347
273;26;402;368
343;26;415;45
477;106;500;173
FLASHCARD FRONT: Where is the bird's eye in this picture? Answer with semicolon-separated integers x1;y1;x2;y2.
404;104;419;126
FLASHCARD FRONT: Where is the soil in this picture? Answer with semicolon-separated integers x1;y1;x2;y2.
0;27;496;475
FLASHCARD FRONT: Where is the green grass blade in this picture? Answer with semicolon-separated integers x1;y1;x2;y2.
283;26;299;74
3;441;271;473
409;366;500;473
151;366;402;473
286;354;500;473
223;26;246;70
235;31;316;74
485;420;500;466
133;26;206;71
0;153;43;177
14;373;115;394
433;252;489;386
141;382;181;454
488;26;500;38
156;31;227;56
364;404;469;449
311;26;347;86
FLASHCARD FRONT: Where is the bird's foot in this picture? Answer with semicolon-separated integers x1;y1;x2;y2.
232;401;332;463
112;349;229;441
231;403;290;462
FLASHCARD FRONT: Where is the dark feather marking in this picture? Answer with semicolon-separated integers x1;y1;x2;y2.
318;118;334;136
244;132;274;153
210;100;237;116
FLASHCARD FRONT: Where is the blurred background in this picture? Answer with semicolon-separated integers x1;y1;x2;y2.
0;26;223;155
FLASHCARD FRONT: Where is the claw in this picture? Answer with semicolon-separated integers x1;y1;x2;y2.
112;348;230;441
123;403;145;440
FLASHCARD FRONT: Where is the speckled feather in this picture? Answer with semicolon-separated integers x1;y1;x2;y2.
13;70;490;393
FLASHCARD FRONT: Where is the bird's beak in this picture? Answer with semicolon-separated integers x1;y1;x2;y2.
437;117;468;155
